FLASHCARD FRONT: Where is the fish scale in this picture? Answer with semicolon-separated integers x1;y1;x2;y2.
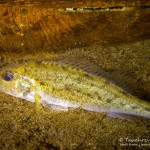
0;57;150;120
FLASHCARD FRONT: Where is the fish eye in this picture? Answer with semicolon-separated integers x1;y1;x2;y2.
2;70;14;82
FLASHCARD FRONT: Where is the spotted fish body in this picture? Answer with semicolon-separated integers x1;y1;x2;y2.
0;57;150;119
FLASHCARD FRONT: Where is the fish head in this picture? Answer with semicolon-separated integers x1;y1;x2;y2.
0;66;36;102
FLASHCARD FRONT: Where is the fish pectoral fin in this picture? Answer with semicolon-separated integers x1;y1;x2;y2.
107;112;134;122
34;93;43;112
41;101;69;111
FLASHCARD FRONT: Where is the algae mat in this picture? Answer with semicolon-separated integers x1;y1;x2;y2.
0;3;150;150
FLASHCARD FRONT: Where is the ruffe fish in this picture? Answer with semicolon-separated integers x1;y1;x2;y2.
0;57;150;119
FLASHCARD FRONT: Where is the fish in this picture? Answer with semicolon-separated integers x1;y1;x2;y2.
0;57;150;119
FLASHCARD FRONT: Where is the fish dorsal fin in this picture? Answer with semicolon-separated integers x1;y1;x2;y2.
44;57;109;77
110;69;149;101
43;57;147;100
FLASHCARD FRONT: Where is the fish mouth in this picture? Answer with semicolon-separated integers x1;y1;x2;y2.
0;86;18;98
2;88;35;103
